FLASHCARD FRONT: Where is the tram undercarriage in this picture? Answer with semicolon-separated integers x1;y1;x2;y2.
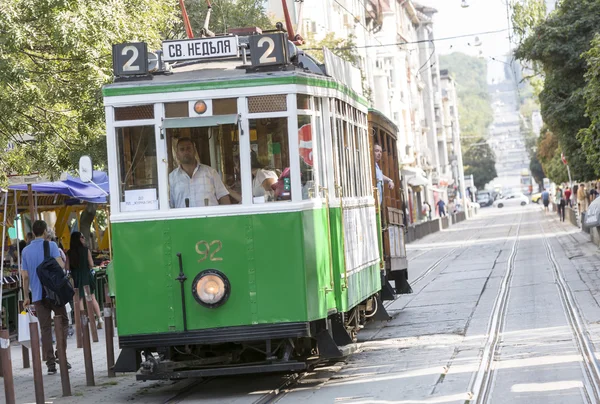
114;295;390;380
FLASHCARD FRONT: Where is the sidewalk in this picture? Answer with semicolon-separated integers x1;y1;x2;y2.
6;322;178;404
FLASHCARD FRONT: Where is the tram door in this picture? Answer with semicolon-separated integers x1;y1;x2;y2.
368;113;410;294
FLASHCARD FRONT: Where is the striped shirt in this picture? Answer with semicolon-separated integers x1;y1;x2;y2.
169;164;229;208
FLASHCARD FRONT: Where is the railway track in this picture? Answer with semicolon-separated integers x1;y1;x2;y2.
467;214;600;403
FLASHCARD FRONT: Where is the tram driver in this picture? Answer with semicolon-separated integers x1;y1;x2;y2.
169;137;231;208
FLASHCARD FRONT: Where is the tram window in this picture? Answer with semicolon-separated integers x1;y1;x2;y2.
298;115;316;200
213;98;238;115
114;105;154;121
249;118;290;203
116;126;160;212
164;102;189;118
297;94;312;110
166;124;240;208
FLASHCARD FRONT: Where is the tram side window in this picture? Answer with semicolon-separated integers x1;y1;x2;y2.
167;125;239;208
116;126;160;212
249;118;290;203
298;115;317;200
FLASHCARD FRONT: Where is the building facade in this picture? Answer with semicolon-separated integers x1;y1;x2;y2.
266;0;465;223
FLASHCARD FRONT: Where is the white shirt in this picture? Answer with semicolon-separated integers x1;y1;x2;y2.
252;169;278;197
169;164;229;208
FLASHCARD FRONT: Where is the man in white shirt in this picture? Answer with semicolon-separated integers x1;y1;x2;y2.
374;143;394;205
169;138;231;208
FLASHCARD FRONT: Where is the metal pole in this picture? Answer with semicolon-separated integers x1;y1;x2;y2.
104;283;115;377
0;191;8;328
74;288;83;348
27;184;36;222
29;319;45;404
81;313;95;386
83;285;99;342
0;329;16;404
54;315;71;396
567;164;573;189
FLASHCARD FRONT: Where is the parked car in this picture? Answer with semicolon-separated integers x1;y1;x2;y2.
493;193;530;208
531;192;542;203
476;193;493;207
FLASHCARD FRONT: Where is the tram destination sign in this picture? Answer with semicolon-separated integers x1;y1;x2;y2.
162;36;239;62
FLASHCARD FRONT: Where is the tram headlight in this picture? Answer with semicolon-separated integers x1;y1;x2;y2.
191;270;230;308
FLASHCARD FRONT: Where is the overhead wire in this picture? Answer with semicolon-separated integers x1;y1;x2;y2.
301;28;509;51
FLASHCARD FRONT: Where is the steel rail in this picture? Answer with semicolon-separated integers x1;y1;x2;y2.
542;221;600;403
467;213;523;403
251;372;308;404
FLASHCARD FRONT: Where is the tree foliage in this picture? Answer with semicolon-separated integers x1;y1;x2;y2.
536;129;568;184
579;34;600;175
183;0;272;36
0;0;180;181
514;0;600;180
463;141;498;189
439;53;493;148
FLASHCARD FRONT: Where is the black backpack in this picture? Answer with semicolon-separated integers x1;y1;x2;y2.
36;241;74;307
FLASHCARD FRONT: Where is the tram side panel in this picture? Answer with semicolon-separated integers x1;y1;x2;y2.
328;204;382;314
300;208;338;320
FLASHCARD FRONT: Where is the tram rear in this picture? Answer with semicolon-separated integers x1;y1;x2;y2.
368;110;411;297
104;33;391;380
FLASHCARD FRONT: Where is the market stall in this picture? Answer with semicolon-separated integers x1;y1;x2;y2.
1;172;111;337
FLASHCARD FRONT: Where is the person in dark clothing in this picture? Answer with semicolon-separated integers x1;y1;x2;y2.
437;199;446;217
66;232;103;329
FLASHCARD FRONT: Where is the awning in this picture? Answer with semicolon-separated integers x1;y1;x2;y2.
402;166;428;178
407;175;430;187
429;186;446;193
9;171;109;204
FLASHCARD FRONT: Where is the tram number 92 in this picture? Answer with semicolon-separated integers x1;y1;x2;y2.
112;42;148;77
248;33;289;67
196;240;223;262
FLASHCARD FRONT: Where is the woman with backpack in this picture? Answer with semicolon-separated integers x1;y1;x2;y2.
66;231;103;329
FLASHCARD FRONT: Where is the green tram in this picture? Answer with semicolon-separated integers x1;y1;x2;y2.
104;31;410;379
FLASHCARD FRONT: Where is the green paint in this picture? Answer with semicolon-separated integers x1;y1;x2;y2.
112;207;381;337
103;74;368;106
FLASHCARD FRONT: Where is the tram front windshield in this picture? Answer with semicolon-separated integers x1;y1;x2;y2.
166;118;291;208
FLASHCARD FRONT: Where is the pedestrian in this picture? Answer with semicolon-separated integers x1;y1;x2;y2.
66;231;103;330
577;183;588;213
590;183;598;202
373;143;394;206
437;199;446;217
564;186;572;207
541;188;550;213
422;202;432;221
556;187;566;222
21;220;71;375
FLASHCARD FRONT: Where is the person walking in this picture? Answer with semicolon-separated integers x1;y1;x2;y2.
21;220;70;375
66;232;104;330
556;187;566;222
437;199;446;217
541;188;550;213
564;186;572;208
578;183;588;213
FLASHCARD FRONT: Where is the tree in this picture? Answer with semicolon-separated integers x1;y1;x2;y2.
579;34;600;175
439;53;493;148
183;0;273;36
463;141;498;189
536;129;568;184
514;0;600;180
0;0;180;182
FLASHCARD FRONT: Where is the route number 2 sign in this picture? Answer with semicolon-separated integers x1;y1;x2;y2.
112;42;148;77
249;33;289;67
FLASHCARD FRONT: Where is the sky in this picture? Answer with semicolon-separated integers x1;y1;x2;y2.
418;0;515;83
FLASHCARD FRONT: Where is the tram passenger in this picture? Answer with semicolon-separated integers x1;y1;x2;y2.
251;151;278;201
169;137;231;208
373;143;394;205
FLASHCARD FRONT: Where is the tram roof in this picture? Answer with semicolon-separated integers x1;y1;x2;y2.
102;59;368;106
